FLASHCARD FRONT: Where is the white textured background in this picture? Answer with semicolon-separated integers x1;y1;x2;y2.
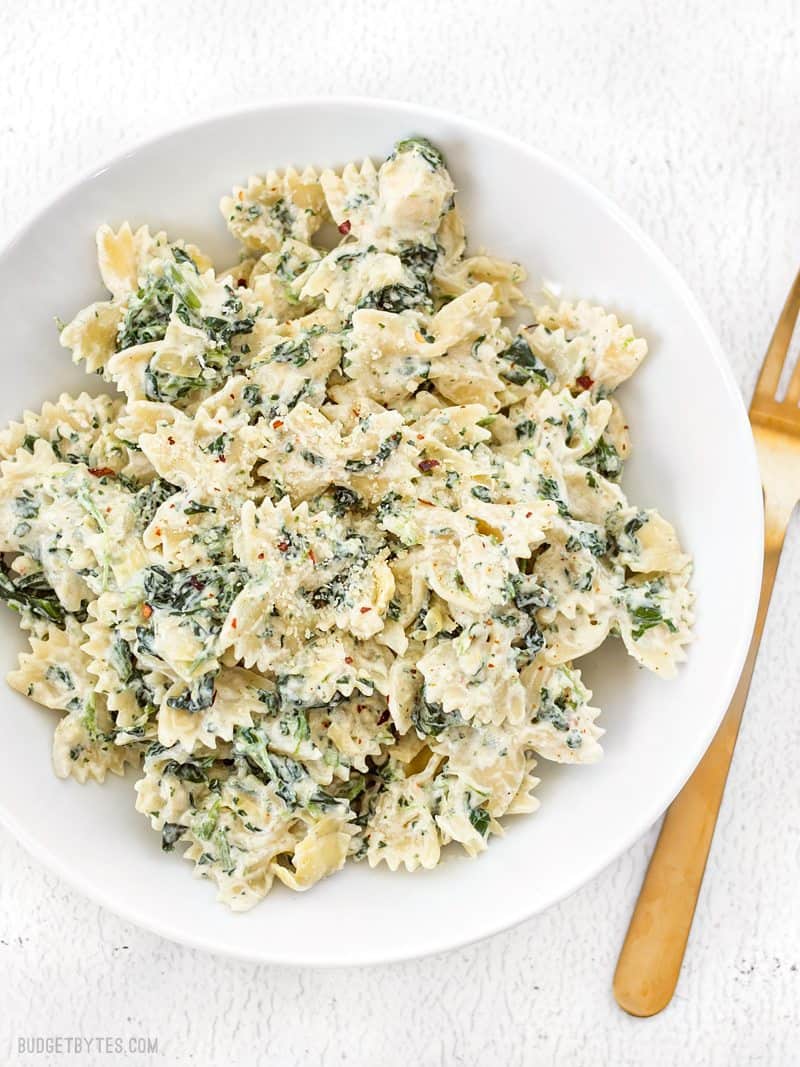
1;1;798;1064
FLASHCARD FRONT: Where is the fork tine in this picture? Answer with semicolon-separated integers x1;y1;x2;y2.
786;362;800;406
756;268;800;402
784;270;800;404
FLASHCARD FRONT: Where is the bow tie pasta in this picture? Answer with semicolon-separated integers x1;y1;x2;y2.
0;136;693;910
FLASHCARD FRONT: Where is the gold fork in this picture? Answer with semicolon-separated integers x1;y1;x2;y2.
613;268;800;1017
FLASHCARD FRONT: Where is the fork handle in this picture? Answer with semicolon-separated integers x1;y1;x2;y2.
613;487;791;1017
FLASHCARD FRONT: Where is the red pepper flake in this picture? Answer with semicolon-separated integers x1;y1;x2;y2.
216;454;227;463
272;419;284;429
308;548;316;564
338;220;352;235
167;436;176;446
418;458;440;472
576;374;594;390
87;466;115;478
419;499;434;506
525;511;532;518
277;541;289;552
231;618;238;629
416;434;425;441
237;277;248;288
188;575;204;590
257;552;265;560
141;603;153;619
154;527;162;537
377;709;390;725
344;656;354;665
359;606;372;613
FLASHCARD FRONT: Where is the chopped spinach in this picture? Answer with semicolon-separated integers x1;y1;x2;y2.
629;604;666;637
330;485;362;516
344;432;402;473
625;579;679;640
579;436;623;481
357;283;429;314
45;665;74;690
184;501;217;515
510;575;553;612
233;726;308;808
269;198;294;235
202;287;255;347
205;433;228;456
13;490;39;519
275;673;349;713
110;638;135;685
242;383;262;407
143;364;207;404
565;524;608;557
270;326;325;367
171;246;196;267
162;758;211;784
575;570;594;592
142;563;246;623
375;491;400;522
134;478;180;529
135;625;159;658
118;253;254;387
411;689;461;736
497;336;554;388
538;475;569;517
398;243;438;282
117;272;175;350
533;687;571;732
468;803;491;837
629;603;677;640
391;136;446;170
161;822;184;852
166;671;216;713
520;619;545;658
0;563;67;626
306;572;350;611
624;511;647;538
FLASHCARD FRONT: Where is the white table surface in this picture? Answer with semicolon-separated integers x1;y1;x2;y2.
1;1;798;1063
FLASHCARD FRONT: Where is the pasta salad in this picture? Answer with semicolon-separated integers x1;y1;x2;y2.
0;137;693;909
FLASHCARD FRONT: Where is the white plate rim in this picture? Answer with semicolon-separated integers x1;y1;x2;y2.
0;95;763;966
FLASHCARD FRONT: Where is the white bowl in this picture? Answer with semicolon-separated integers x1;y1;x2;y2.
0;98;762;965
